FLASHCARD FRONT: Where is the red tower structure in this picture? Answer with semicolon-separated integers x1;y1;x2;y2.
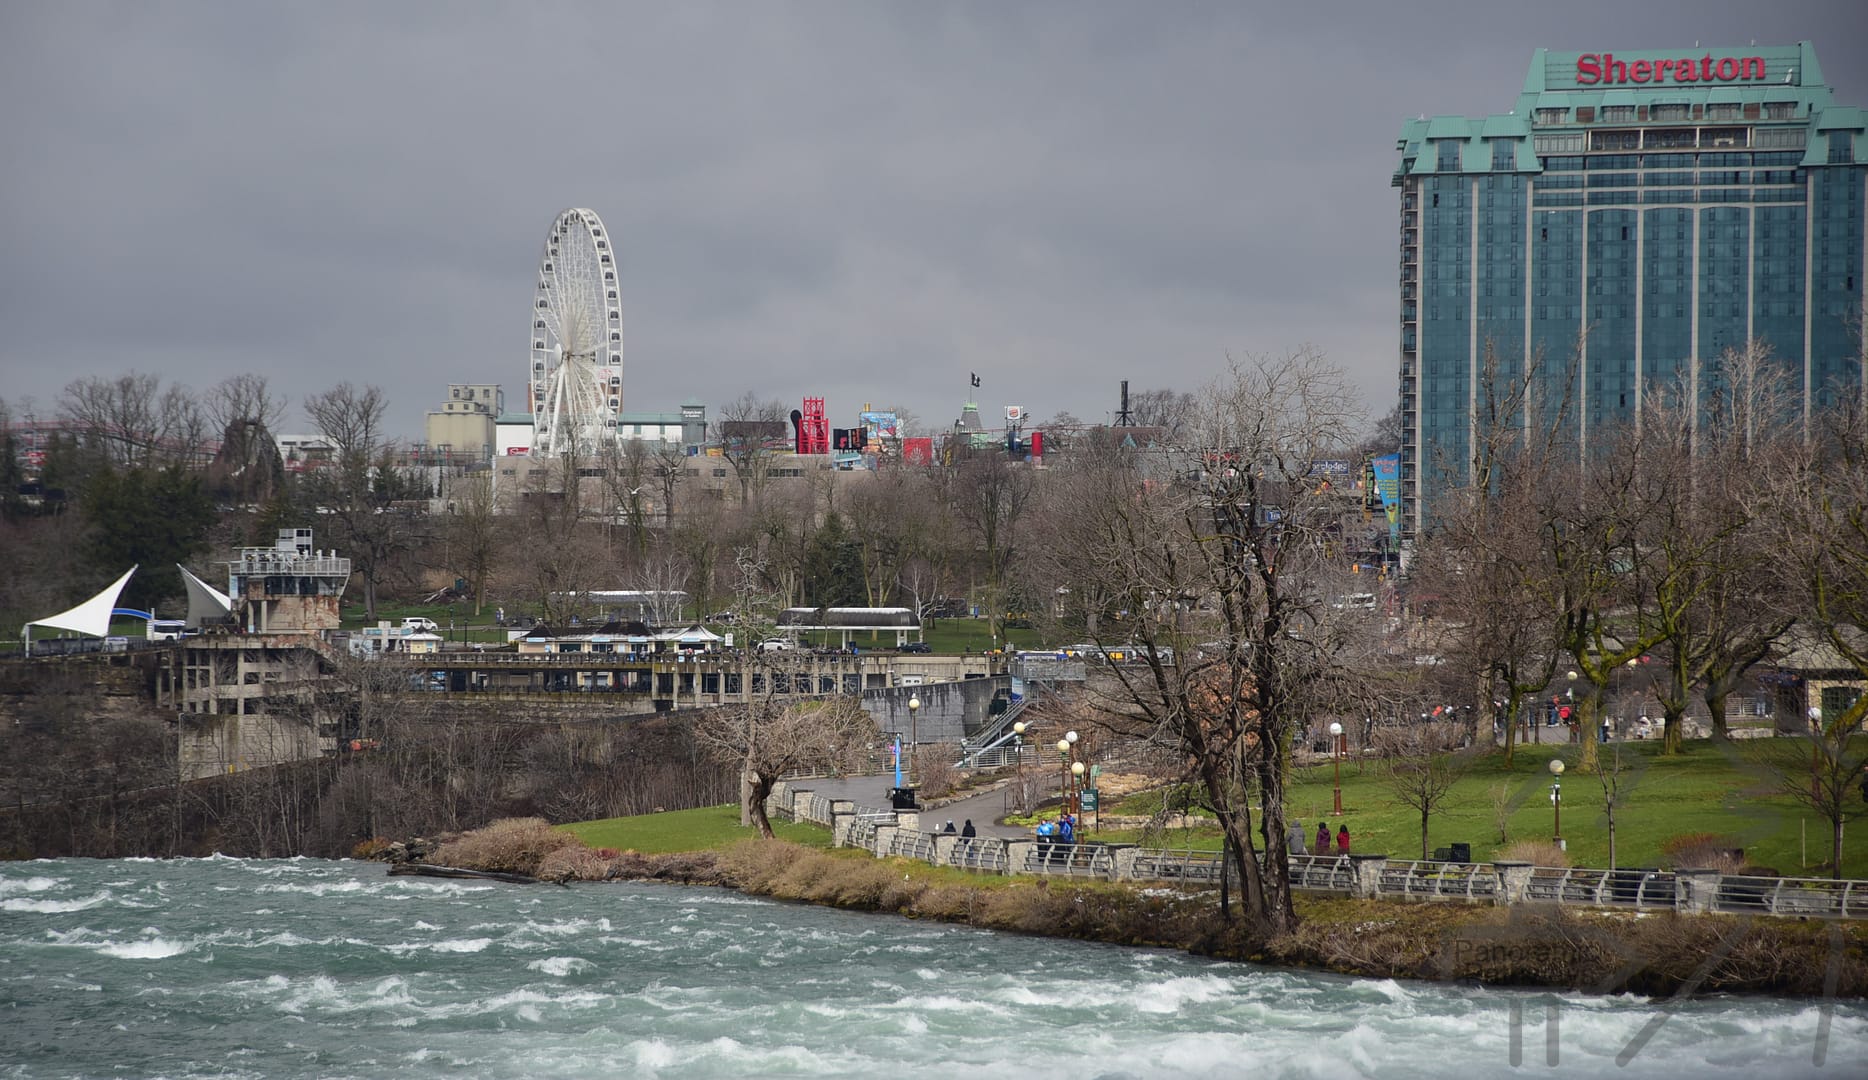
798;397;830;455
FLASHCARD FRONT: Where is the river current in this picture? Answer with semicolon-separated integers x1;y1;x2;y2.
1;857;1861;1078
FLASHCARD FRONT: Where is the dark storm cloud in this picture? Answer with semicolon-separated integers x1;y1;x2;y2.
2;1;1863;438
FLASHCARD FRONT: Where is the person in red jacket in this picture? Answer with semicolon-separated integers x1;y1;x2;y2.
1336;825;1351;855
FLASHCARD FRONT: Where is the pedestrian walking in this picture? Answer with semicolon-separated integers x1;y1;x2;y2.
1336;825;1351;855
1288;819;1307;855
942;820;957;834
960;820;976;838
1316;822;1331;855
1058;814;1075;845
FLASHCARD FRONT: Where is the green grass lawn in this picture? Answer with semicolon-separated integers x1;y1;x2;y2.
561;803;834;853
1079;740;1867;875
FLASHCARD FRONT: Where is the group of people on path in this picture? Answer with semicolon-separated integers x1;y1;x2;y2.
1288;819;1350;856
941;820;978;838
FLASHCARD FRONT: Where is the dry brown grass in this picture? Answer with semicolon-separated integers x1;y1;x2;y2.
431;817;583;876
1498;839;1571;867
1661;832;1746;873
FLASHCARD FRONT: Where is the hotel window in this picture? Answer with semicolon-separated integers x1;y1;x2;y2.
1763;101;1797;120
1591;130;1640;151
1706;103;1741;121
1532;108;1566;125
1491;140;1517;170
1601;105;1636;123
1830;131;1855;164
1533;134;1585;154
1436;140;1461;170
1650;104;1689;122
1645;128;1697;149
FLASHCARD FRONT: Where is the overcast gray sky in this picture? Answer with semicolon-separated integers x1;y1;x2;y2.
2;1;1864;441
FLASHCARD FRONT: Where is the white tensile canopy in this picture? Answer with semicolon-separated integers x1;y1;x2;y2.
22;565;138;655
178;563;233;627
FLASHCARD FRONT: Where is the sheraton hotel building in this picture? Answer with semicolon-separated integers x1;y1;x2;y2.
1394;42;1865;536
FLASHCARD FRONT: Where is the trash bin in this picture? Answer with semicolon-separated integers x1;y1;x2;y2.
888;787;919;811
1448;842;1471;863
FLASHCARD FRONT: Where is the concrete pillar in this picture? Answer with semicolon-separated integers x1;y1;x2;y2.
932;834;959;865
1492;861;1533;905
871;824;897;857
1006;840;1037;875
1109;845;1139;881
896;811;922;834
1675;869;1720;914
1349;854;1388;899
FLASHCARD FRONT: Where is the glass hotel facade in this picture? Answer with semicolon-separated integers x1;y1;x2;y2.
1394;43;1865;537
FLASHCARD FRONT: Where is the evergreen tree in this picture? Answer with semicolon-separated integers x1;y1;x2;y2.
801;512;864;608
80;465;216;612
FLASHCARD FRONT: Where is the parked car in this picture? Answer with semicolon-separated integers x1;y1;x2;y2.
757;639;795;652
402;617;438;632
899;642;932;653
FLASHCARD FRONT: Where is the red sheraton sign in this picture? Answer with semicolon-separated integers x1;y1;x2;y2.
1575;53;1766;85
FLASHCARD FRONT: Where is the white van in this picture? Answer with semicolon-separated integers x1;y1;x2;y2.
403;617;439;632
756;639;794;653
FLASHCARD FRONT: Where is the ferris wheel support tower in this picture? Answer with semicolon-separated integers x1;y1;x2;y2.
527;208;624;458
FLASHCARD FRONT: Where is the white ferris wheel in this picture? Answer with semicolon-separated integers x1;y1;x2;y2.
528;208;624;458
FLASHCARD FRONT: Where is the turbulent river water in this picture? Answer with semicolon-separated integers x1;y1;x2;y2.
1;857;1862;1078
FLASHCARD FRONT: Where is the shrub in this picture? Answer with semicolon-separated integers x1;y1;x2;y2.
536;845;616;882
431;817;583;876
1497;839;1570;867
351;837;393;861
1660;832;1745;873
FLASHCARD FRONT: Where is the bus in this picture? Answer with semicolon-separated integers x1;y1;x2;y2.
148;619;190;642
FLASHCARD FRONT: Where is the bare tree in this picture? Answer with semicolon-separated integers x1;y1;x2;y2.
951;449;1036;649
1377;720;1475;860
1415;340;1569;764
301;383;424;620
446;471;501;616
59;372;208;468
715;393;786;507
1035;349;1363;935
1593;741;1646;870
500;455;610;627
689;696;879;838
205;373;286;438
1746;716;1868;879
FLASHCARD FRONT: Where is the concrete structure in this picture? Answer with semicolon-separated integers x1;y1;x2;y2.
160;529;353;776
420;384;504;464
1395;42;1865;536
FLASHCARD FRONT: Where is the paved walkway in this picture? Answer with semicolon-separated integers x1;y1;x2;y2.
783;774;1034;840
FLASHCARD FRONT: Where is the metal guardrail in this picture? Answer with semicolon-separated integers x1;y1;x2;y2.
887;830;939;863
1021;842;1116;878
1376;860;1502;901
799;794;834;826
948;837;1010;874
1128;847;1229;885
1711;874;1865;918
1523;867;1676;908
1289;853;1356;891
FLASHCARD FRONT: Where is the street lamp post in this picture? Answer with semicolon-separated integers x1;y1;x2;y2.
1012;720;1028;814
1328;721;1344;816
1566;670;1578;743
1549;758;1566;850
1065;731;1079;818
1056;737;1072;819
907;694;921;789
